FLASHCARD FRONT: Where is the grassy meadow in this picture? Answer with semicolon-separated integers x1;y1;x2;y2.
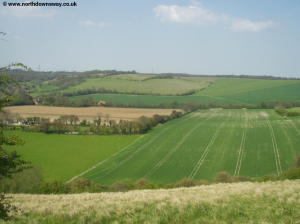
83;109;300;184
5;131;139;181
4;180;300;224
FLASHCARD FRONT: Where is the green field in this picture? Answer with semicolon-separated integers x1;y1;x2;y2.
72;93;237;106
71;77;300;106
198;79;300;104
5;131;139;181
83;109;300;184
63;75;213;95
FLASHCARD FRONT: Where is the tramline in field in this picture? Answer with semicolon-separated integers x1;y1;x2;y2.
82;109;300;184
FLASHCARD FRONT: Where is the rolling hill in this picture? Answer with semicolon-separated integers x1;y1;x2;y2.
69;76;300;107
82;109;300;184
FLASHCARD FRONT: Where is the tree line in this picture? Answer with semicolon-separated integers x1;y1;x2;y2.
4;110;184;135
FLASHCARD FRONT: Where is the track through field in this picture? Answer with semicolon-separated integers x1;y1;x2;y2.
144;110;218;178
81;109;300;184
266;118;282;175
234;110;248;176
87;115;195;180
188;113;230;178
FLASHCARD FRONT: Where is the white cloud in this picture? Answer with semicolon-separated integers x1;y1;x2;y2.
1;3;57;18
79;20;110;28
230;19;274;32
154;3;275;32
154;4;219;25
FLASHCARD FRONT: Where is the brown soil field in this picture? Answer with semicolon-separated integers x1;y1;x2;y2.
4;105;180;121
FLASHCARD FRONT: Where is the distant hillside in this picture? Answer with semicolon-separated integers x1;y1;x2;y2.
3;70;300;107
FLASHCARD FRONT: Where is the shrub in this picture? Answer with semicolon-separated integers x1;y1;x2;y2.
232;176;252;182
109;182;130;192
279;168;300;180
68;178;92;193
256;175;277;182
38;181;70;194
175;178;208;188
133;178;156;189
215;172;233;183
0;166;43;193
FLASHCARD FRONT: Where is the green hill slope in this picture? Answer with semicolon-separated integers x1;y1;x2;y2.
5;131;139;181
70;77;300;107
62;75;214;96
83;109;300;184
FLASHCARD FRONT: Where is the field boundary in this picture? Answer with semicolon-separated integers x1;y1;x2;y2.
144;111;217;178
188;112;230;179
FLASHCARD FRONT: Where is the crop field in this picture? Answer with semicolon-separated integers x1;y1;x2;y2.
5;180;300;224
4;105;179;121
196;78;300;104
64;75;214;95
71;78;300;106
72;93;237;107
5;131;139;181
83;109;300;184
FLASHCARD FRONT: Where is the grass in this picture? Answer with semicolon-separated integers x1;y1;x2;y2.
71;93;237;106
288;107;300;113
64;76;214;95
83;109;300;184
194;78;299;96
28;75;300;106
219;82;300;104
5;180;300;224
5;131;140;181
70;78;300;107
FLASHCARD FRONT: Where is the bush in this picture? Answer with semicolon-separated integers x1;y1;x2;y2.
232;176;252;182
68;178;92;193
109;182;130;192
133;178;156;189
175;178;208;188
38;181;70;194
0;166;43;193
279;168;300;180
215;172;233;183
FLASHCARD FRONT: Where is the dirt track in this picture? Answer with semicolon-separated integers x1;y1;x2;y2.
4;105;179;121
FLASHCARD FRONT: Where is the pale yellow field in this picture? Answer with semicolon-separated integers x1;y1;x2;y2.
4;105;180;121
6;180;300;223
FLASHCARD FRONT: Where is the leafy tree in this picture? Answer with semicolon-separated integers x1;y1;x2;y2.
0;64;28;220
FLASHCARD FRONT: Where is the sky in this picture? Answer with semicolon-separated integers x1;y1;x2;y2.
0;0;300;77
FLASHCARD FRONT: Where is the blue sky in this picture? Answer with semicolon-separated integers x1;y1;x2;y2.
1;0;300;77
